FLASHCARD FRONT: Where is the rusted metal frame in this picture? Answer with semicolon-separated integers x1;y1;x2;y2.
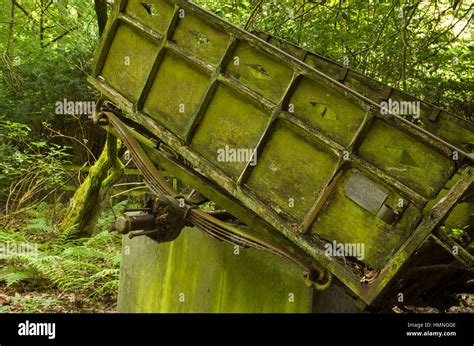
365;166;473;304
90;6;422;249
96;1;461;195
103;92;353;281
100;97;377;303
114;11;413;224
171;0;472;162
89;0;473;304
236;72;302;186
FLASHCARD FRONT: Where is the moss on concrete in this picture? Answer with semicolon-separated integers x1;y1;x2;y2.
118;227;313;312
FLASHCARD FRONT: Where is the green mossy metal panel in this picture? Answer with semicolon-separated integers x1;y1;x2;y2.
309;168;422;269
226;41;294;103
143;50;210;138
100;24;159;102
190;84;270;178
289;77;366;147
125;0;175;35
172;12;231;66
91;0;470;305
267;32;474;151
246;120;338;221
358;119;454;199
118;228;313;313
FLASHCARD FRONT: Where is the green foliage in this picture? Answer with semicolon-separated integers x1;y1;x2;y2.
0;0;102;167
0;0;99;123
0;117;71;212
0;267;37;287
10;295;59;313
0;201;124;299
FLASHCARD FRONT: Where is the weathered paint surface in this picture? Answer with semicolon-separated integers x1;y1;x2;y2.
118;227;313;313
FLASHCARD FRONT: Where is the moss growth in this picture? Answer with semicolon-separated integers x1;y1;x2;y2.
226;41;294;103
172;11;231;66
100;23;159;102
125;0;175;35
118;227;313;312
190;84;270;178
61;133;124;236
358;119;454;199
289;77;366;147
246;119;338;221
310;167;421;269
143;50;210;138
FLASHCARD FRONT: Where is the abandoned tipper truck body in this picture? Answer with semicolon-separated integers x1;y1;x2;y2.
88;0;473;312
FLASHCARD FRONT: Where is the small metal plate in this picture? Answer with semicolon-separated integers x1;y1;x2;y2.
344;171;388;214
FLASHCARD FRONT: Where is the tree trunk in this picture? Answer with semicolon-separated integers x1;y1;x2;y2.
6;0;15;60
94;0;108;36
61;132;124;236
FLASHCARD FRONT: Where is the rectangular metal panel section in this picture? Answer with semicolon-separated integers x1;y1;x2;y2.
344;171;388;214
